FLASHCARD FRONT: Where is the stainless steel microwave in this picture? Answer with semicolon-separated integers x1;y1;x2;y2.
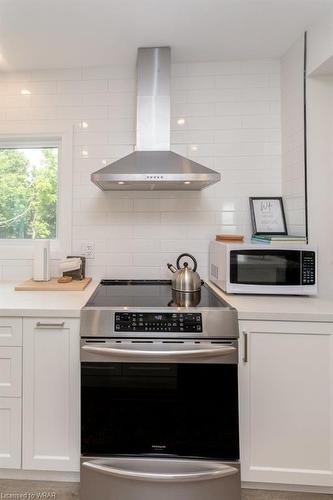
209;241;317;295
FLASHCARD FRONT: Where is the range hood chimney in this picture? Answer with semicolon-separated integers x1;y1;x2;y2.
91;47;221;190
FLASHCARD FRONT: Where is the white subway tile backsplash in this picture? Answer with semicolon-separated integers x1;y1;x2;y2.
56;105;108;120
108;79;136;92
172;130;214;144
108;103;136;118
132;253;164;267
2;95;31;107
216;102;245;116
78;197;133;212
186;89;218;103
161;212;216;226
214;116;242;129
161;240;210;253
30;93;82;107
241;60;280;75
74;131;110;145
84;92;134;106
1;80;58;95
108;131;135;145
95;252;132;265
241;74;269;88
58;79;108;94
242;114;280;129
82;65;134;80
0;58;282;281
74;144;134;159
241;86;280;101
172;76;216;91
73;211;110;226
172;101;216;117
30;68;83;81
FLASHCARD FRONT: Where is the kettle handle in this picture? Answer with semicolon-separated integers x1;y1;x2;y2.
176;253;197;272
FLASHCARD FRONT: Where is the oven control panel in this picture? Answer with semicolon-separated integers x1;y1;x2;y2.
114;312;202;333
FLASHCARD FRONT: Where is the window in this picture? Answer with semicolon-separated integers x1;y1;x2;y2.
0;143;58;240
0;126;73;259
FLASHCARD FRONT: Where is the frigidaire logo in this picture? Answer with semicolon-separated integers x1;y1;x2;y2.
151;444;166;450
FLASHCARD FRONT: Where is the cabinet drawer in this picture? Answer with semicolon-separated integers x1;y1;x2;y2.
0;318;22;346
0;397;21;469
0;347;22;397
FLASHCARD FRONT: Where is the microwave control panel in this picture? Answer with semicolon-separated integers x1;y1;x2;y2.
302;251;316;285
114;312;203;333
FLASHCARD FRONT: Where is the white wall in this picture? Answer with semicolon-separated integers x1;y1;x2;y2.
307;8;333;75
280;36;306;236
305;14;333;298
0;60;281;281
306;76;333;298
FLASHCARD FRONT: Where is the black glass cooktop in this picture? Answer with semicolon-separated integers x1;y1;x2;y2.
85;280;230;308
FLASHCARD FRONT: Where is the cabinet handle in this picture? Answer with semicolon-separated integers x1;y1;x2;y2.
36;321;65;328
242;331;248;363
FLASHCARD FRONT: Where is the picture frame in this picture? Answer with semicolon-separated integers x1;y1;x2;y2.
249;197;287;235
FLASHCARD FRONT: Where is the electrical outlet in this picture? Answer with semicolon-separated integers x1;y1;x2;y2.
81;241;95;259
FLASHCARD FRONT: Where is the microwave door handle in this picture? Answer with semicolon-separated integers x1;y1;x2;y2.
81;344;236;361
82;460;239;481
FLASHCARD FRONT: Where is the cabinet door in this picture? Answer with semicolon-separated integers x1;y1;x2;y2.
0;347;22;397
0;318;22;346
0;397;21;468
22;318;80;471
239;320;333;487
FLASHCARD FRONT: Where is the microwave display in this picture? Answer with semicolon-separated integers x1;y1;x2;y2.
230;250;311;286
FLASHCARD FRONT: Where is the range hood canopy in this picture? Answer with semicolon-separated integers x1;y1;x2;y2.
91;47;221;191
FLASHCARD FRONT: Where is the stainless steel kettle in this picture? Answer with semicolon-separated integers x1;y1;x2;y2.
167;253;201;292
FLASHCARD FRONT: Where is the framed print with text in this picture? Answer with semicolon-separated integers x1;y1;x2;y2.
249;197;287;235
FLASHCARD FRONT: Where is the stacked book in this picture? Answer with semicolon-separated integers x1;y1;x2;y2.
251;234;307;246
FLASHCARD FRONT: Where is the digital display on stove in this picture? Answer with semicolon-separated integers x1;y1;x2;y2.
114;312;202;333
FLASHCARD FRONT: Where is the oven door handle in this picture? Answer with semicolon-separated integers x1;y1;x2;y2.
82;460;239;482
81;343;236;360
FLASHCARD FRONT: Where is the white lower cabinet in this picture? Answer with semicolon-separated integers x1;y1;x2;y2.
0;397;21;468
239;320;333;487
22;318;80;472
0;320;22;469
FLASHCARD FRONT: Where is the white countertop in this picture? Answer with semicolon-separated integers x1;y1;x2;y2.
0;279;332;322
0;280;98;317
207;281;333;322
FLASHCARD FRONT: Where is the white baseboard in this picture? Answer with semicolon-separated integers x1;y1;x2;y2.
0;469;79;483
242;481;333;495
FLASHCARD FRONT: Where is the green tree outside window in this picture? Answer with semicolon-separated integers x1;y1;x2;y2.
0;147;58;239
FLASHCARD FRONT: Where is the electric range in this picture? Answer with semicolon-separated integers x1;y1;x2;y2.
80;280;240;500
80;279;238;340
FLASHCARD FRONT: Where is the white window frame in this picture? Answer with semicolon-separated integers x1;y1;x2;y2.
0;123;73;260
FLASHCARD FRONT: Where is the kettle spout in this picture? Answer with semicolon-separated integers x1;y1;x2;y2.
167;263;177;273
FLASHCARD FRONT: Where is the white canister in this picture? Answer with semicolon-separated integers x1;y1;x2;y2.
33;239;51;281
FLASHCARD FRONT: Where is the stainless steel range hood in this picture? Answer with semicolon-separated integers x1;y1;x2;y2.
91;47;220;191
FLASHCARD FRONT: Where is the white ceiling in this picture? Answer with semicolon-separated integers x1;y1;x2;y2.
0;0;331;71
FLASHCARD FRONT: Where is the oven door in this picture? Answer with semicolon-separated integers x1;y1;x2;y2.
81;340;239;461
